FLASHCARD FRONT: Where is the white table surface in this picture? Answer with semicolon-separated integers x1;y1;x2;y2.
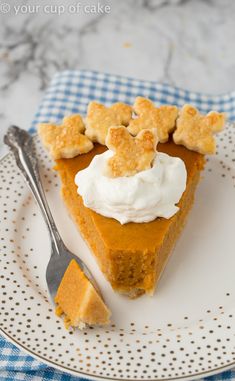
0;0;235;157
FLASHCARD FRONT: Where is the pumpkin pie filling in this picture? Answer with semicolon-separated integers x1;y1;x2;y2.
55;139;205;297
55;259;111;328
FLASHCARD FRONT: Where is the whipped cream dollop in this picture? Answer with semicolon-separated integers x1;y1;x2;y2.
75;151;187;224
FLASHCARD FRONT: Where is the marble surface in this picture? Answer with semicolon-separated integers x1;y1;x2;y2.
1;0;235;156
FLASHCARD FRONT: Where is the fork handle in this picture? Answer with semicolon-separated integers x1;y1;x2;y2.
4;126;63;256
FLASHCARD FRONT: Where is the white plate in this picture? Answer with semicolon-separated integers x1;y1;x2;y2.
0;128;235;381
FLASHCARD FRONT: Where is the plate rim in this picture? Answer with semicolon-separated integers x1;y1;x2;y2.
1;139;235;381
1;327;235;381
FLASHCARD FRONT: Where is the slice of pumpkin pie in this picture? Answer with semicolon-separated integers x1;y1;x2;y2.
39;100;225;298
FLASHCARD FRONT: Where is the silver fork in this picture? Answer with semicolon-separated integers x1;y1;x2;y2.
4;126;101;302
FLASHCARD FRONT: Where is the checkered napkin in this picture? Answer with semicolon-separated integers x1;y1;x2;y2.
1;70;235;381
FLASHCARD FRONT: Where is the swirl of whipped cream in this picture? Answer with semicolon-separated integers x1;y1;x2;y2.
75;150;187;225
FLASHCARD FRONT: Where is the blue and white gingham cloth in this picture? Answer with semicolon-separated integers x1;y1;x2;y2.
1;70;235;381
